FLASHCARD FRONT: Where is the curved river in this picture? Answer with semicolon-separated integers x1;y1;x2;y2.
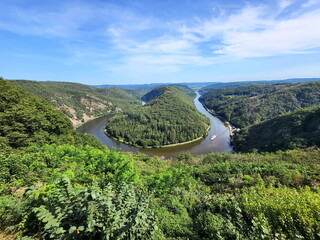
77;92;233;158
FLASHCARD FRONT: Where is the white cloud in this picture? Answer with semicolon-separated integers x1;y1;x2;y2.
102;1;320;73
179;4;320;58
214;9;320;57
1;0;320;73
279;0;293;10
302;0;319;7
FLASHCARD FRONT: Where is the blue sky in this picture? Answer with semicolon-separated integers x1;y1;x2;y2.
1;0;320;85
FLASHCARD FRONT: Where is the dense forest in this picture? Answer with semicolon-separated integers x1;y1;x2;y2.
105;86;210;148
199;81;320;153
0;78;105;151
199;82;320;128
233;106;320;152
1;78;320;239
199;78;320;93
11;80;144;126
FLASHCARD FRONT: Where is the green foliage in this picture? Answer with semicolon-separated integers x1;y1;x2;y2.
1;145;320;239
141;84;196;102
11;80;142;126
192;194;250;240
193;150;320;192
20;177;157;240
0;78;73;148
105;86;210;148
0;144;138;189
200;82;320;128
199;78;320;93
241;185;320;239
0;195;24;230
0;78;106;150
152;195;195;239
191;185;320;240
234;106;320;152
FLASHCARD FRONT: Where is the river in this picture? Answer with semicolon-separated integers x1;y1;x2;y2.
77;92;233;158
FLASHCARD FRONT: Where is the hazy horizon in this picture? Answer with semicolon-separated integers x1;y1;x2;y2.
1;0;320;85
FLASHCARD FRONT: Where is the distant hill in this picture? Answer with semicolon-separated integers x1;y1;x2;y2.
200;82;320;128
141;84;195;102
95;82;218;90
0;78;105;150
234;106;320;152
95;78;320;91
199;78;320;93
11;80;143;126
105;86;210;148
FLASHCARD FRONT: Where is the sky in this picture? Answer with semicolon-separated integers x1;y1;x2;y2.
0;0;320;85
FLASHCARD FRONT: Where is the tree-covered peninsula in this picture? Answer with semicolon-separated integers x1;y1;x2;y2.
105;86;210;148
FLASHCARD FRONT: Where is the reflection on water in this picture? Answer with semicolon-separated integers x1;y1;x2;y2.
77;92;233;158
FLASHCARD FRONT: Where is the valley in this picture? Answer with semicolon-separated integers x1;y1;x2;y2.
1;77;320;240
78;91;232;158
2;1;320;239
11;80;144;126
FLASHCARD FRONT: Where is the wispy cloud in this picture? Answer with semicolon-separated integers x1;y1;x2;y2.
206;8;320;57
1;0;319;74
0;2;100;38
279;0;294;10
302;0;320;7
108;1;320;72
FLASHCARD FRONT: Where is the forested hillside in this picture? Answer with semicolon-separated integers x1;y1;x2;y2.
11;80;144;126
199;82;320;128
0;78;104;150
1;77;320;239
234;106;320;152
199;78;320;93
105;86;210;148
141;84;195;102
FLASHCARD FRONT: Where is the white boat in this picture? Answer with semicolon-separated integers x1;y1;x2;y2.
211;135;217;141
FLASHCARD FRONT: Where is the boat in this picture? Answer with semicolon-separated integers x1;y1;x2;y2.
211;135;217;141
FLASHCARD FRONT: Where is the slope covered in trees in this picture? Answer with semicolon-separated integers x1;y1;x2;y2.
11;80;144;126
199;78;320;93
141;84;196;102
105;86;210;148
234;106;320;152
0;78;105;150
199;82;320;128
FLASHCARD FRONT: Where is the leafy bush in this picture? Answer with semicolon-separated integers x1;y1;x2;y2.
241;185;320;239
19;177;157;240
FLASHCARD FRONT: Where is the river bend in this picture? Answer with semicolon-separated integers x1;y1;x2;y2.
77;92;233;158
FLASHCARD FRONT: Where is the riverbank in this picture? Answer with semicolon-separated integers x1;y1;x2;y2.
201;105;239;136
156;125;211;148
104;125;211;149
225;121;241;136
75;113;115;129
